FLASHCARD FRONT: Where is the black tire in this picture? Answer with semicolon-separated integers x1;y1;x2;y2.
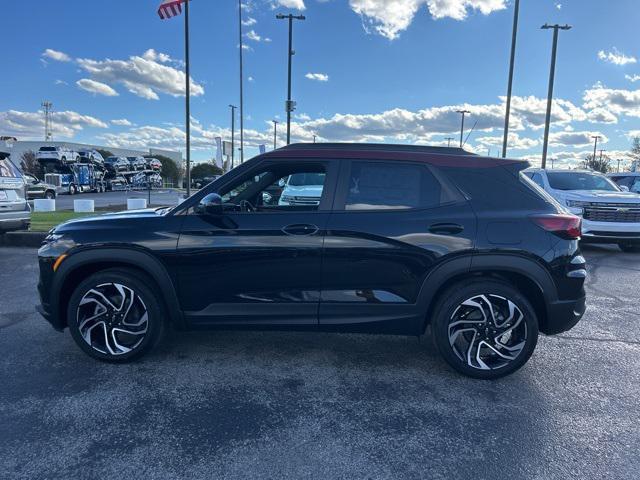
61;156;66;163
431;279;539;380
69;184;77;195
45;190;55;200
67;268;166;362
619;243;640;253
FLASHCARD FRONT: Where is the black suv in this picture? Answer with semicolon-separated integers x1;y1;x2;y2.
37;144;587;379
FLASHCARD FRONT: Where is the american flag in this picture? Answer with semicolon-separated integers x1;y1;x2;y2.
157;0;186;20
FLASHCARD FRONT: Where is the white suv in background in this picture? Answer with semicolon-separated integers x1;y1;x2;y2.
524;169;640;252
278;172;325;206
35;146;79;163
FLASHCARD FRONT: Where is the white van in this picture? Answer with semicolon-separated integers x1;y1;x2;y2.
0;151;30;233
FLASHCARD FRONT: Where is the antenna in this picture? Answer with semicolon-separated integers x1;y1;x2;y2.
42;101;53;141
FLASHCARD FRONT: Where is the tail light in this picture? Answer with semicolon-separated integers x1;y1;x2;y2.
530;214;582;240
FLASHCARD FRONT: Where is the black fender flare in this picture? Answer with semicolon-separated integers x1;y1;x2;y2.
52;247;184;329
416;252;558;330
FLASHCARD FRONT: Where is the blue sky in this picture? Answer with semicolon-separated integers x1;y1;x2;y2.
2;0;640;166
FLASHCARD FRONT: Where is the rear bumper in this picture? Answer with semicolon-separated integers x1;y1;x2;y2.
0;211;31;232
544;294;586;335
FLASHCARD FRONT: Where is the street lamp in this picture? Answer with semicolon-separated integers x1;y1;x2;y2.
540;23;572;169
229;104;237;169
456;110;471;148
445;137;455;148
592;135;602;162
238;0;245;163
276;13;306;145
502;0;521;158
272;120;279;150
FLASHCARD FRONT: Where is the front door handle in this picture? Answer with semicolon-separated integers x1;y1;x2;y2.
429;223;464;235
282;224;319;236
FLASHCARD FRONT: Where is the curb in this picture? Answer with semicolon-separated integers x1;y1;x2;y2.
0;231;47;248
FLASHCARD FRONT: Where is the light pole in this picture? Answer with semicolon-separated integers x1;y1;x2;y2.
445;137;455;148
540;23;572;169
502;0;520;158
599;149;605;162
238;0;245;163
592;135;601;162
276;13;305;145
272;120;279;150
456;110;471;148
313;134;317;143
229;104;237;169
617;158;622;172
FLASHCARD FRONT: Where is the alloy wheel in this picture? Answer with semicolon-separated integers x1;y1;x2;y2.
447;294;527;371
76;283;148;356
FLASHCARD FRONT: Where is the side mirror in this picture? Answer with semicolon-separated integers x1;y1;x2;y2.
196;193;224;215
620;185;630;192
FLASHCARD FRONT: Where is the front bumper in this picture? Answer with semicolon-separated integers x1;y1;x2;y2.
544;294;586;335
581;218;640;244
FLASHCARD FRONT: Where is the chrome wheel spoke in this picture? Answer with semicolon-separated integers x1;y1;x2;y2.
77;282;149;356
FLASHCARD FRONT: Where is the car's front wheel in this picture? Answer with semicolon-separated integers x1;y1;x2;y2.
45;190;55;200
67;268;165;362
431;280;539;379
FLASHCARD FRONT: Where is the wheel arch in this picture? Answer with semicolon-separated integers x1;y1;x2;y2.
53;247;184;330
419;253;557;334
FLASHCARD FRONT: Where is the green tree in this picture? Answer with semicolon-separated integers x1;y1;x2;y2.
96;149;114;160
191;162;223;179
581;153;611;174
19;150;43;178
629;137;640;168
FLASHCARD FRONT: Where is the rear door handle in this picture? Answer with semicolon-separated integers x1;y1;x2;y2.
429;223;464;235
282;224;319;236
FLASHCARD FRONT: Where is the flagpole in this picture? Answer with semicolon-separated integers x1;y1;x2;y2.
184;0;191;196
238;0;244;163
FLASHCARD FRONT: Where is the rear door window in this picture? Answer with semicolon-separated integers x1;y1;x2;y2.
339;161;458;211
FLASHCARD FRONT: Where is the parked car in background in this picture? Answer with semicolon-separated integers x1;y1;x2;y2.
127;156;147;171
147;158;162;171
36;146;79;164
0;152;30;232
37;143;587;379
77;149;104;166
107;175;128;191
278;172;325;206
23;173;57;199
525;168;640;252
104;156;130;173
608;172;640;194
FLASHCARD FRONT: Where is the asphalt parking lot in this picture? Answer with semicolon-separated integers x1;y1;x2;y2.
1;245;639;479
33;189;185;211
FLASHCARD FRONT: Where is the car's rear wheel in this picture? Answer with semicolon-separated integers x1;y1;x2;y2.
618;242;640;253
431;280;539;379
45;190;55;200
67;269;165;362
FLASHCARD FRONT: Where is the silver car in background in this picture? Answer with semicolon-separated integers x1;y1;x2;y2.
0;152;30;233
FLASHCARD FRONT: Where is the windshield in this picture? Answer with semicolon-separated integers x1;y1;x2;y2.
287;173;326;187
0;158;21;178
546;172;619;192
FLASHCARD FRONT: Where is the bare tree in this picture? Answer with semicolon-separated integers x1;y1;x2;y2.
581;153;611;174
20;150;43;178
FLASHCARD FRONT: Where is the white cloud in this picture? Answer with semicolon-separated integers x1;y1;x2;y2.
111;119;133;127
76;78;119;97
598;48;637;66
476;133;538;151
305;72;329;82
245;30;271;42
0;109;107;140
273;0;306;9
548;131;608;147
54;79;68;86
248;76;255;82
76;51;204;100
350;0;506;40
583;85;640;118
242;17;257;26
42;49;71;62
625;74;640;83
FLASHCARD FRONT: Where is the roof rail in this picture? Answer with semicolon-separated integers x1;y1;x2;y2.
279;142;477;156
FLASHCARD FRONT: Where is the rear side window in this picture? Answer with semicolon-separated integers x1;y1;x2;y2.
39;147;56;152
345;161;448;211
0;158;21;178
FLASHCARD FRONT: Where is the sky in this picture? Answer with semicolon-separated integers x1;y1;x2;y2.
2;0;640;167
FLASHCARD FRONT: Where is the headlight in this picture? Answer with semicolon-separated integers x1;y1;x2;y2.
565;200;588;215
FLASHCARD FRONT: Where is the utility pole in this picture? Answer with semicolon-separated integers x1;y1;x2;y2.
591;135;601;162
540;23;572;169
272;120;279;150
617;158;622;172
456;110;471;148
445;137;454;148
276;13;305;145
502;0;520;158
184;0;191;197
42;101;53;141
238;0;245;163
229;105;237;169
599;149;605;162
313;134;317;143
